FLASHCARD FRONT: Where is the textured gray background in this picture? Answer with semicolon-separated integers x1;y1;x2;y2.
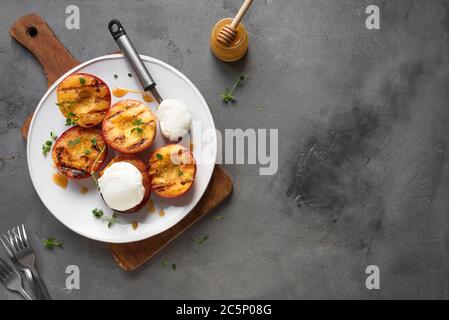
1;0;449;299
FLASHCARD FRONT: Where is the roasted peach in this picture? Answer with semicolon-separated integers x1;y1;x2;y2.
148;144;196;198
102;99;157;154
56;73;111;128
52;126;107;179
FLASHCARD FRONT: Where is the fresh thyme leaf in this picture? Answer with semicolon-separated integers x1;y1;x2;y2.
42;131;58;156
79;77;86;85
178;170;184;176
68;137;81;147
91;137;97;146
221;73;249;104
42;141;52;156
221;88;234;103
43;238;64;250
84;149;91;155
92;208;104;218
132;118;144;126
131;118;144;134
156;153;163;160
236;74;249;86
197;235;209;245
108;212;119;228
215;215;224;221
172;263;177;271
65;112;78;126
162;260;169;267
93;209;118;228
42;144;51;156
108;218;116;228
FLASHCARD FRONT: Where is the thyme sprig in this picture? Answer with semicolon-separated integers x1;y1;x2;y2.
221;73;250;103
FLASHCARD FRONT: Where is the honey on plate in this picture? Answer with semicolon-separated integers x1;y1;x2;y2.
80;187;89;194
52;172;68;189
112;87;154;102
210;18;249;62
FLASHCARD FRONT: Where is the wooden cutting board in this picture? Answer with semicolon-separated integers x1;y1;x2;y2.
11;13;233;271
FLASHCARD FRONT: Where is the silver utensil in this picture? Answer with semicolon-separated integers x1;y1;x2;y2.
0;225;51;300
0;257;32;300
108;19;163;104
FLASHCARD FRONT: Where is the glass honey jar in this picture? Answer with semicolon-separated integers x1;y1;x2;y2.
210;18;249;62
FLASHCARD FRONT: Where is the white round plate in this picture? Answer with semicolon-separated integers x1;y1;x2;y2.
27;54;217;243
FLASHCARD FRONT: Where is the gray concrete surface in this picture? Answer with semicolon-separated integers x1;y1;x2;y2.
1;0;449;299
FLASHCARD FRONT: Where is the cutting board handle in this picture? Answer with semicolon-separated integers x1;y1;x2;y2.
9;13;79;87
10;13;80;138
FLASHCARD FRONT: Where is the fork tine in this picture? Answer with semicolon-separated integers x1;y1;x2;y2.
11;227;23;250
6;231;17;252
2;232;12;246
0;236;14;258
8;229;20;251
21;224;29;247
15;225;24;248
2;233;16;254
17;226;26;249
3;232;12;246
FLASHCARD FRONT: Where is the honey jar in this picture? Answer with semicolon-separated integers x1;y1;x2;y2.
210;18;249;62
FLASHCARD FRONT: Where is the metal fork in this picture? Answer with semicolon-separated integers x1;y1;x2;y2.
0;225;51;300
0;258;32;300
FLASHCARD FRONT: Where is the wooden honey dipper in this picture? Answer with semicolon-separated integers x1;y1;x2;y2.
217;0;254;46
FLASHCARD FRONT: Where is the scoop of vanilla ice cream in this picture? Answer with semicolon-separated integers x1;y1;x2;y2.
98;162;145;212
157;99;192;140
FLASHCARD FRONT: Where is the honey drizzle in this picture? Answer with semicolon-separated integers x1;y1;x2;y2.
112;87;154;102
52;172;68;189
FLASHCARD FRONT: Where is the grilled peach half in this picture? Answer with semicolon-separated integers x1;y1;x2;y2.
57;73;111;128
102;99;157;154
148;144;196;198
99;155;151;213
52;126;107;179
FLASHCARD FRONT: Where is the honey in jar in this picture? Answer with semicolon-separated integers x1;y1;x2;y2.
210;18;249;62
